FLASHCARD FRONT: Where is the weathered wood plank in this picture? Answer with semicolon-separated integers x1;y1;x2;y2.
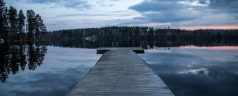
68;50;174;96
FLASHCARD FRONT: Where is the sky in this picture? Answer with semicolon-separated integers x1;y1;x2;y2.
5;0;238;31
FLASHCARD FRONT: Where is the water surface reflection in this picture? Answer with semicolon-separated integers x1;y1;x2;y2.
1;44;238;96
0;43;47;82
0;46;101;96
141;47;238;96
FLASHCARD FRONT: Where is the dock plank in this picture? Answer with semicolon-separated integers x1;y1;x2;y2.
67;50;174;96
97;47;144;54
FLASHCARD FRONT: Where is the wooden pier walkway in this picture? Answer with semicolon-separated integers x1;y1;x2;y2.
67;48;174;96
97;47;144;54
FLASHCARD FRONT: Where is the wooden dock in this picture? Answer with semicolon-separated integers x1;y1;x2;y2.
68;48;174;96
97;47;144;54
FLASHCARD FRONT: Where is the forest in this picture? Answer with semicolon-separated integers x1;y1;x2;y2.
0;0;47;82
0;0;47;44
47;26;238;48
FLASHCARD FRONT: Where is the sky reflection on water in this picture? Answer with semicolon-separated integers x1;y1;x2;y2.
1;46;238;96
0;46;101;96
140;47;238;96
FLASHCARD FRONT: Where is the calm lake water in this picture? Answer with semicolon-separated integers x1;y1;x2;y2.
0;46;238;96
141;47;238;96
0;46;101;96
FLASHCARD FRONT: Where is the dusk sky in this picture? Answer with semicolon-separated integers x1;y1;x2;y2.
5;0;238;31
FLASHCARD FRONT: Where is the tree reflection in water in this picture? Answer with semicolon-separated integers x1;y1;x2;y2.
0;43;47;82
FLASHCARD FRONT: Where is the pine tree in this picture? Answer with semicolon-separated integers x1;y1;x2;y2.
18;10;25;41
27;10;36;41
35;14;46;41
8;6;18;40
0;0;5;40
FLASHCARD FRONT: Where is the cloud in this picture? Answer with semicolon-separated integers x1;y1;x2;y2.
53;12;134;18
129;0;238;26
26;0;91;9
129;0;210;22
209;0;238;13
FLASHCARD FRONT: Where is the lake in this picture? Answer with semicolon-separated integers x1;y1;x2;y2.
141;47;238;96
0;45;238;96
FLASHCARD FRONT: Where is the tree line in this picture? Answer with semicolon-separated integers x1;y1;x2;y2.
0;0;47;44
46;26;238;48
